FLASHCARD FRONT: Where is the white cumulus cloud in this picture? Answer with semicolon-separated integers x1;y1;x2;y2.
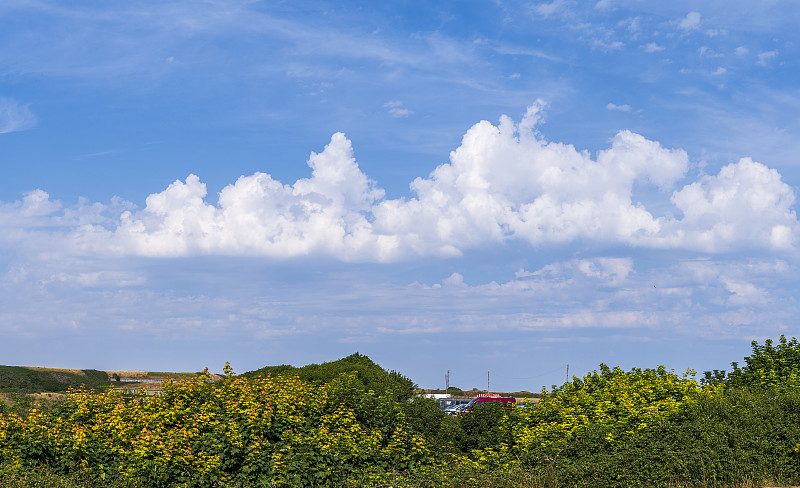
4;103;799;262
371;103;688;255
678;12;701;31
113;133;392;260
666;158;797;251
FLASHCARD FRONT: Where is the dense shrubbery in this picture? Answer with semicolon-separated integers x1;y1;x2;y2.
514;364;702;452
3;339;800;487
0;365;430;487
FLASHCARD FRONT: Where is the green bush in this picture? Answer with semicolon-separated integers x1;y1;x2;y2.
243;353;416;402
516;386;800;487
402;396;448;446
456;402;513;453
704;335;800;391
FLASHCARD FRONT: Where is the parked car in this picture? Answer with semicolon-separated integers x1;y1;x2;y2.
444;403;469;416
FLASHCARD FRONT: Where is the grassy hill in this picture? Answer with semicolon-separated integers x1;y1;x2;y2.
0;366;109;392
0;366;221;393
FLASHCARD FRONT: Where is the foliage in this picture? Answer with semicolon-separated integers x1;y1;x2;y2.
523;386;800;487
7;458;549;488
0;394;33;418
400;396;449;446
455;402;513;453
242;353;416;402
0;464;135;488
0;393;70;420
704;335;800;391
0;366;430;487
512;364;701;455
4;338;800;487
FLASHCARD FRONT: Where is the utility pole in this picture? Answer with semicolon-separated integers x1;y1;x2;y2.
487;370;490;393
566;364;569;382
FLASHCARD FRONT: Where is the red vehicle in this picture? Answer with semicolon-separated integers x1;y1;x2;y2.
462;395;515;412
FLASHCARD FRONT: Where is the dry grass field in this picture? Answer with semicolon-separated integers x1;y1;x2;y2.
21;367;89;376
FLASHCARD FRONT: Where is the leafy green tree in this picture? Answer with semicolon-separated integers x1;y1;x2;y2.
704;335;800;390
455;402;513;452
401;396;447;446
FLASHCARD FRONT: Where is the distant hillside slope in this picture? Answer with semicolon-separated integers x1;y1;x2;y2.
0;365;109;392
0;366;223;393
242;353;416;401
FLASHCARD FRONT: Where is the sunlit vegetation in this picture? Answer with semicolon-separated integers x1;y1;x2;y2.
2;338;800;487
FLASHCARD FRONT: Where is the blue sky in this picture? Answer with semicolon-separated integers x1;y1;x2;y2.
2;0;799;391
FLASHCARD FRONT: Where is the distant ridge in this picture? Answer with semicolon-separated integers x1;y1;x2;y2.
0;365;221;392
0;365;109;392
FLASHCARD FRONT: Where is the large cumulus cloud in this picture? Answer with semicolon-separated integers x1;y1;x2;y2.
666;158;797;251
373;103;692;255
4;103;798;261
112;133;395;260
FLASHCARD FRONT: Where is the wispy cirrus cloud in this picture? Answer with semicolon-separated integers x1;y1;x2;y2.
1;247;794;388
643;42;664;53
0;1;484;85
606;102;632;112
533;0;574;19
1;248;794;348
384;101;413;118
757;50;778;66
0;97;36;134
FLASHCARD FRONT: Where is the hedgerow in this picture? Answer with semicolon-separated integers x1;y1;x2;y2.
3;337;800;487
0;364;430;487
512;364;704;453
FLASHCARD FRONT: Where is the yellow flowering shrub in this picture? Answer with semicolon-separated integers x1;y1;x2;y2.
0;364;431;487
513;364;703;452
